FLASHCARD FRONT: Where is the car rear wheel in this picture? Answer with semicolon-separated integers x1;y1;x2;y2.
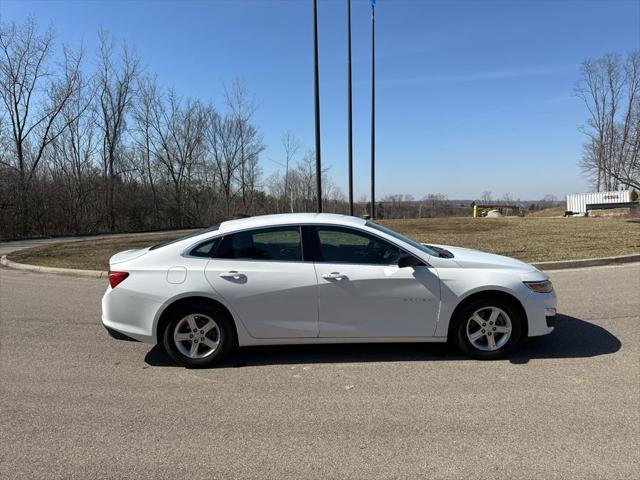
453;298;523;359
162;303;234;368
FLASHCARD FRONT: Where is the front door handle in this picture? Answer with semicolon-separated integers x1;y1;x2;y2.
219;271;245;279
322;272;347;280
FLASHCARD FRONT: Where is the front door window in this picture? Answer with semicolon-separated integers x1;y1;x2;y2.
316;227;401;265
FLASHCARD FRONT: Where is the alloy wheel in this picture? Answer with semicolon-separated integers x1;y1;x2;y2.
173;314;221;359
465;306;512;352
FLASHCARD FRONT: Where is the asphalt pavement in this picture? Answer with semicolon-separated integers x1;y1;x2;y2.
0;261;638;479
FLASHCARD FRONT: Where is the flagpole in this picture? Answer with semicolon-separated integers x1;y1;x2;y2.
313;0;323;213
370;0;376;219
347;0;354;216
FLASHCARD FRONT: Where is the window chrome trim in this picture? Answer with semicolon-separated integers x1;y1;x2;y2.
180;221;430;267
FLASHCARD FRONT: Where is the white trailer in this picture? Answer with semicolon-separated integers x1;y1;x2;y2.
565;190;633;215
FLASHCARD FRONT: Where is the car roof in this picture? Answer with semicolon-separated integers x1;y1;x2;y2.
218;213;366;233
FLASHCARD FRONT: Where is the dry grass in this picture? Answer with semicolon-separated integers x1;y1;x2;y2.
7;217;640;270
380;217;640;262
7;232;196;271
528;206;566;217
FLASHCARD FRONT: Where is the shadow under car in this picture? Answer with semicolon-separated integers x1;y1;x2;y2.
144;314;621;368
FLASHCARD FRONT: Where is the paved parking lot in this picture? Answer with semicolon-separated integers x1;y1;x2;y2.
1;262;638;479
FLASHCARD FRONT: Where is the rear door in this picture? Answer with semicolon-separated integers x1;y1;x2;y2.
311;225;440;338
204;226;318;338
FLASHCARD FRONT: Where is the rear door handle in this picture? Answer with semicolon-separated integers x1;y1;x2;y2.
322;272;347;280
219;271;245;279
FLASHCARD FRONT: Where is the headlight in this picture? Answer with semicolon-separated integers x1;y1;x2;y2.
524;280;554;293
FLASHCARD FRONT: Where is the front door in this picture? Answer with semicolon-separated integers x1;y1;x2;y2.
204;226;318;339
312;226;440;338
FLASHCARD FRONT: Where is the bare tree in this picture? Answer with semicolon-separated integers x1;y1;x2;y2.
0;18;84;235
47;73;98;232
540;194;557;208
132;75;161;222
206;108;240;217
576;52;640;191
294;150;317;212
96;30;139;230
420;193;449;218
281;130;300;212
502;193;514;203
147;90;208;226
224;79;264;211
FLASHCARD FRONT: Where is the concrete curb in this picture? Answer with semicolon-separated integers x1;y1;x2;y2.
532;253;640;271
3;252;640;277
1;255;107;278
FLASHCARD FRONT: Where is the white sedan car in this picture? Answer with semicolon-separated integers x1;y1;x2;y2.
102;213;557;367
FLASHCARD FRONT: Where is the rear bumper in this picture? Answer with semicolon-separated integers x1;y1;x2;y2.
101;286;159;344
101;314;155;343
104;325;140;342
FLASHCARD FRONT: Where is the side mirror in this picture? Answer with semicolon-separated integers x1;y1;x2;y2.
398;252;425;268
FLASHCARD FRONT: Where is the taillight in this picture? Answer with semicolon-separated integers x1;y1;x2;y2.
108;271;129;288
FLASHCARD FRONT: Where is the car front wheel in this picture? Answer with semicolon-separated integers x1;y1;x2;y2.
162;303;234;368
453;298;523;359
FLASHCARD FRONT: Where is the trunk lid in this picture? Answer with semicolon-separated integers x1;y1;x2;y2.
109;248;149;266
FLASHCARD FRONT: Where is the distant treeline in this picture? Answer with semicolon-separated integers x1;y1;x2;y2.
0;18;353;240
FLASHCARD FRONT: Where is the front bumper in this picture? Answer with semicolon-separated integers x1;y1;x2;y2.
524;290;557;337
545;308;557;328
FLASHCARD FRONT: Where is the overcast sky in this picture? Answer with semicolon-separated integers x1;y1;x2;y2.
2;0;639;200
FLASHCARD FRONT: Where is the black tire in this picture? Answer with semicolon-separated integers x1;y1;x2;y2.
162;302;235;368
453;296;524;359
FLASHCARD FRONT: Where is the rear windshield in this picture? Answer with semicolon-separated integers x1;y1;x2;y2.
149;226;219;251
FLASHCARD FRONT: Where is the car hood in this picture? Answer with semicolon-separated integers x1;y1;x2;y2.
109;248;149;266
432;244;537;272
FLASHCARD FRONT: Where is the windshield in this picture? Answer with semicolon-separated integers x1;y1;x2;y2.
366;222;442;257
149;226;219;250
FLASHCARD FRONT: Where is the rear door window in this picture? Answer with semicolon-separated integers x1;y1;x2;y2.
188;237;222;258
215;226;303;262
